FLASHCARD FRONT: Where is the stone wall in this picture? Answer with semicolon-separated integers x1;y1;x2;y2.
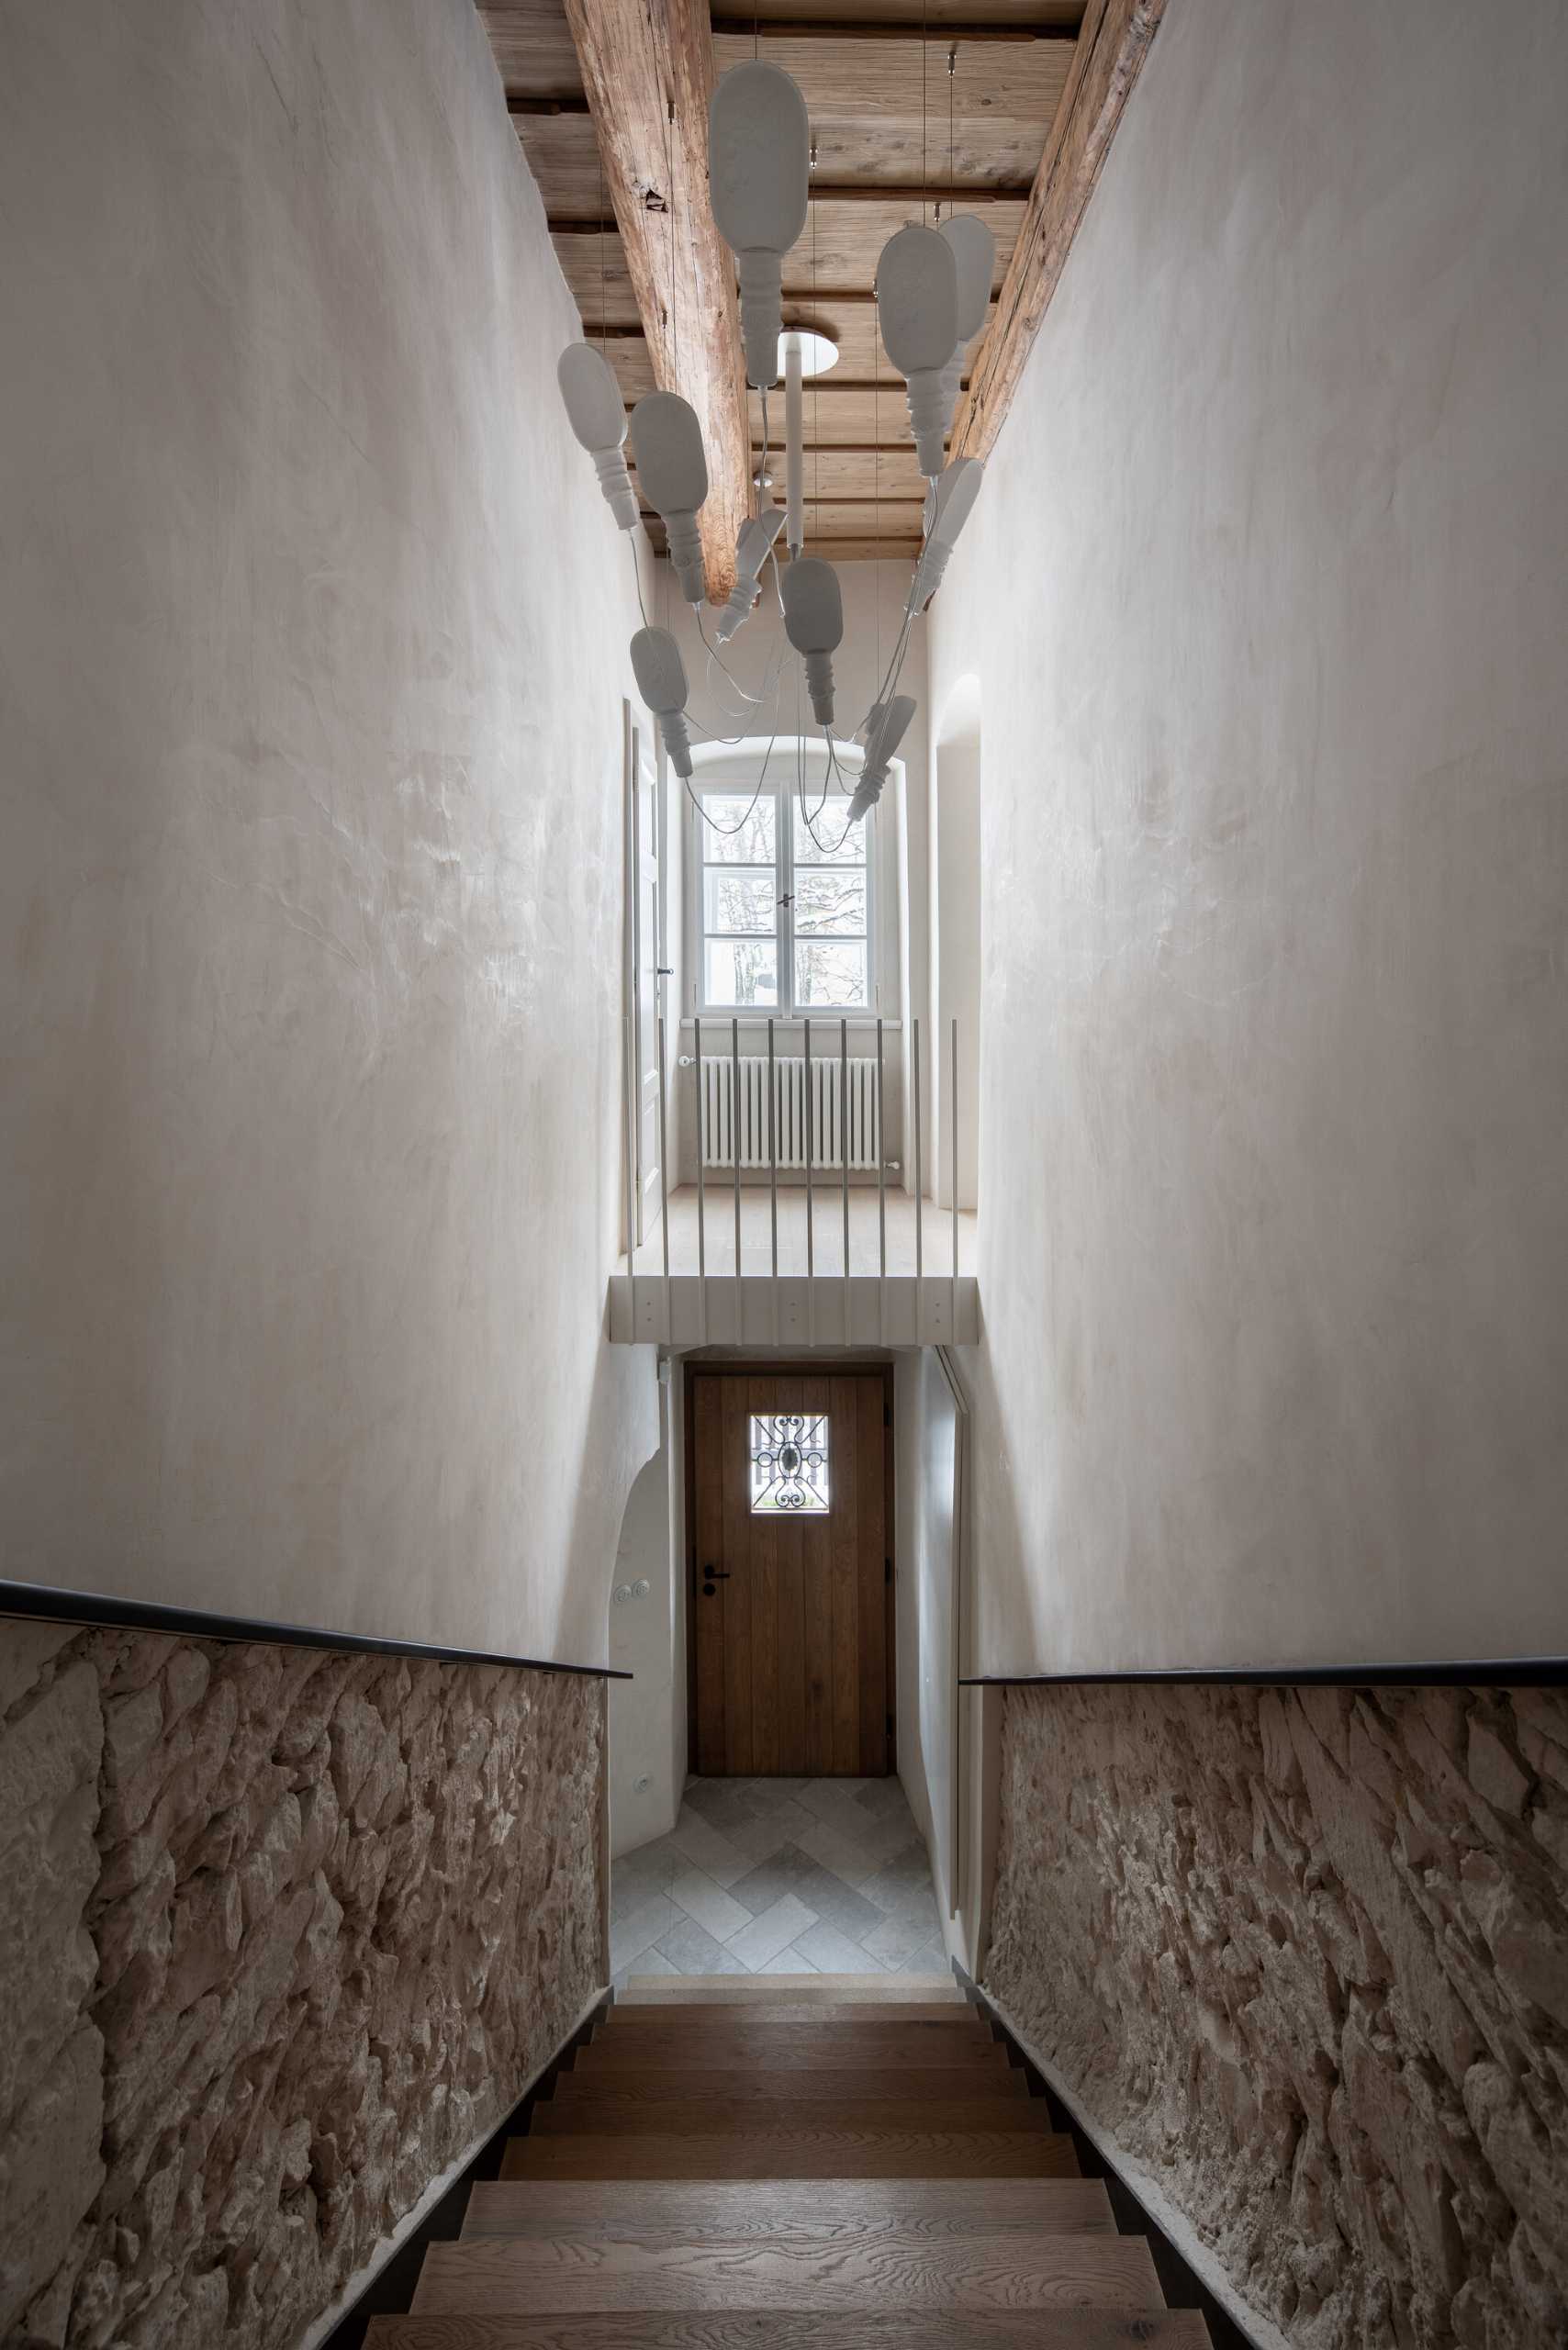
0;1617;606;2348
984;1683;1568;2350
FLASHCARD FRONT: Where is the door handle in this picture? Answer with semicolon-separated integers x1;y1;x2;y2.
700;1565;732;1596
656;967;673;976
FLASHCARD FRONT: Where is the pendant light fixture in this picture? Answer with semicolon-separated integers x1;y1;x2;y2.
876;225;958;478
912;456;985;610
709;62;811;392
714;507;786;641
557;342;640;531
629;392;710;604
780;556;844;727
630;627;696;777
848;693;916;822
936;213;994;435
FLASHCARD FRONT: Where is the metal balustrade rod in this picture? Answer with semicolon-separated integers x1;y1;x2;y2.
656;1013;672;1341
803;1014;814;1347
622;1013;636;1340
732;1015;743;1342
876;1015;887;1347
951;1014;959;1343
913;1014;924;1342
767;1015;780;1342
694;1015;707;1344
841;1015;851;1345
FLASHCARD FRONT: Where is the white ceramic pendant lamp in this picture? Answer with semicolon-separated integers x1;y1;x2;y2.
629;390;709;605
708;62;811;392
556;53;996;827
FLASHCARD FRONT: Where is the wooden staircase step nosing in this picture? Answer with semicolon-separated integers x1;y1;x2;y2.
367;2311;1215;2346
410;2232;1167;2314
531;2097;1053;2135
461;2177;1116;2240
553;2067;1026;2103
618;1980;961;2003
497;2132;1081;2179
604;2003;978;2026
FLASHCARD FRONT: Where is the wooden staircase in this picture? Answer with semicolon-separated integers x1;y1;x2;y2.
367;1973;1212;2348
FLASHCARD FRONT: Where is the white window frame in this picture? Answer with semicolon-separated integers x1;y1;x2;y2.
688;753;879;1021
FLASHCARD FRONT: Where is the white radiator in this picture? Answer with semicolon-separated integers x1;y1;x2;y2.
700;1054;882;1170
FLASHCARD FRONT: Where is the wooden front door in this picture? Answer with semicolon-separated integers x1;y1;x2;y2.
688;1365;892;1776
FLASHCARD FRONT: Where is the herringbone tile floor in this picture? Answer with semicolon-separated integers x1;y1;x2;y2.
610;1775;946;1982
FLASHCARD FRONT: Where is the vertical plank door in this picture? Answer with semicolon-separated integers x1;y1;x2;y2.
689;1367;890;1776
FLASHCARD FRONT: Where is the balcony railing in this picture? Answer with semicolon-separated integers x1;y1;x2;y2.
612;1012;977;1347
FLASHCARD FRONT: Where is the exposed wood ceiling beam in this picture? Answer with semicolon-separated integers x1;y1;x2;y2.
953;0;1164;459
709;16;1077;39
560;0;747;600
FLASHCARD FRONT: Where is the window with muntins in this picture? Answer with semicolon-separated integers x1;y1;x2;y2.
696;776;872;1016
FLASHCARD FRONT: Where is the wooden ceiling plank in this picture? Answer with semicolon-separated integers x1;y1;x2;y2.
479;0;585;99
742;0;1081;23
710;16;1078;40
560;0;748;599
954;0;1165;458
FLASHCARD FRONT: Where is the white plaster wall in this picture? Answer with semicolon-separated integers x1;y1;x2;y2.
930;0;1568;1671
608;1404;680;1857
0;0;659;1657
893;1349;958;1887
930;680;982;1212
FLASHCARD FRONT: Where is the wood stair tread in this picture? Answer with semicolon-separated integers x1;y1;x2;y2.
554;2068;1026;2104
619;1978;961;2003
410;2233;1165;2314
367;2313;1214;2347
498;2132;1080;2179
586;2025;1000;2065
601;2011;969;2030
532;2096;1052;2137
463;2180;1116;2240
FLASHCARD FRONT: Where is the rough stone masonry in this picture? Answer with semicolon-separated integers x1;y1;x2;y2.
0;1618;606;2348
984;1683;1568;2350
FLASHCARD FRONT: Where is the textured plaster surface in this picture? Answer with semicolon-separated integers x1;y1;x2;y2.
928;0;1568;1669
0;1619;604;2348
0;0;657;1654
985;1683;1568;2350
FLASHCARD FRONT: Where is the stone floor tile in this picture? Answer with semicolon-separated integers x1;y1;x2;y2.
790;1861;885;1941
726;1841;821;1916
725;1891;821;1970
860;1908;946;1967
655;1915;750;1975
789;1919;887;1975
613;1946;680;1987
666;1807;751;1887
609;1892;678;1975
771;1942;821;1974
667;1864;753;1945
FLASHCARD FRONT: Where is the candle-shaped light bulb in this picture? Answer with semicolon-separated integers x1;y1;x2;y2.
912;457;985;611
848;694;916;822
713;507;785;642
630;392;710;603
557;342;640;531
709;62;810;391
780;556;844;728
876;226;958;476
936;214;994;434
630;626;695;778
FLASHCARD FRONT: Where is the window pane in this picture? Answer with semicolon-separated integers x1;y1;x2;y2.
795;939;868;1008
704;869;778;935
706;937;778;1007
793;797;864;865
749;1413;831;1515
702;794;776;864
793;870;867;937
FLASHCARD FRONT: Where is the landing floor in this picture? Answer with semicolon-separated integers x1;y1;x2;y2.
610;1775;946;1986
624;1185;977;1280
